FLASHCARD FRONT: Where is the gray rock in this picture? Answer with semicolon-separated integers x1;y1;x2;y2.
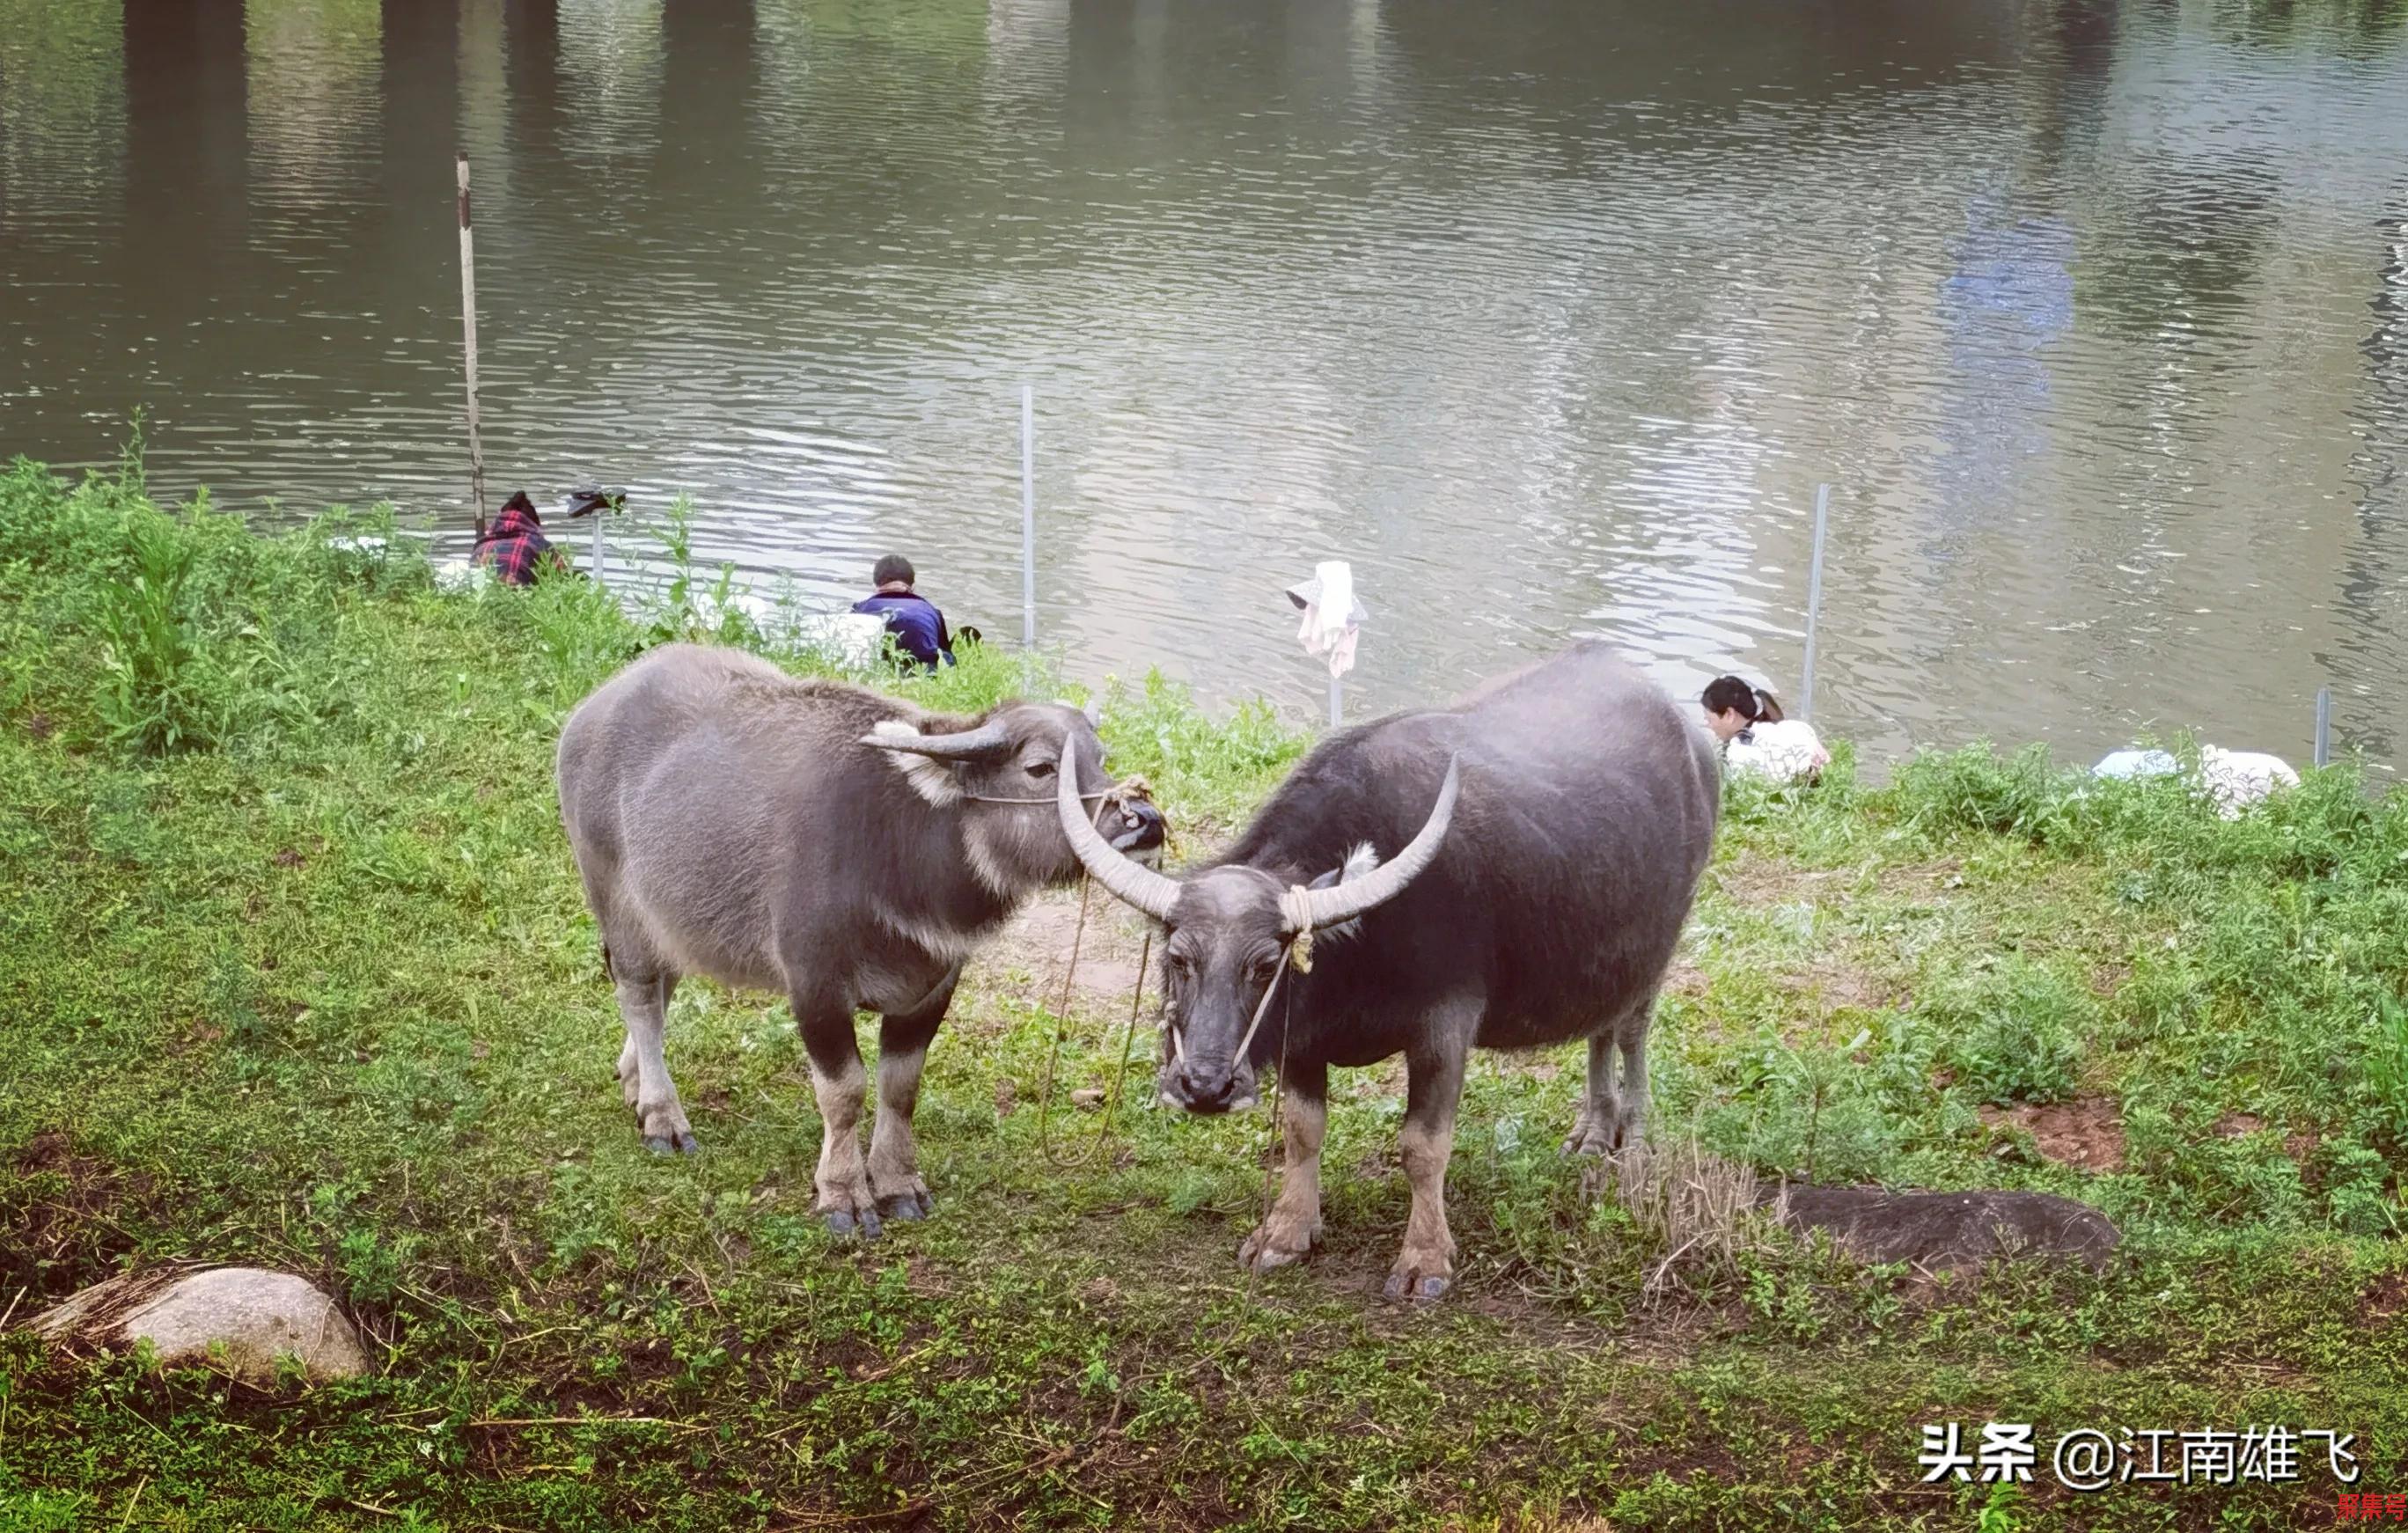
25;1266;368;1385
1771;1185;2121;1273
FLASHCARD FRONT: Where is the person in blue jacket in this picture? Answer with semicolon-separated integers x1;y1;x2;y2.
851;554;956;671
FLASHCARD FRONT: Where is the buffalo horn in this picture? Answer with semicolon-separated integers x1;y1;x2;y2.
861;719;1013;759
1288;757;1460;933
1055;731;1182;920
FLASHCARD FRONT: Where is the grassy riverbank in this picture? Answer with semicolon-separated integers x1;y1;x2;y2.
2;457;2404;1530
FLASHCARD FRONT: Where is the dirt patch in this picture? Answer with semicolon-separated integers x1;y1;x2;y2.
1877;857;1964;896
1782;960;1898;1015
1712;855;1845;907
2358;1271;2408;1329
3;1131;160;1300
23;712;54;741
271;848;305;869
979;893;1158;1010
2213;1112;2265;1139
1978;1096;2125;1173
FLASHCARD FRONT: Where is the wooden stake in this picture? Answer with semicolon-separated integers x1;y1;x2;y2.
457;152;488;539
1800;482;1832;721
1021;384;1036;649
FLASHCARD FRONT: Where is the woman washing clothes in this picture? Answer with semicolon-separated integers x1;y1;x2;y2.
1700;676;1830;784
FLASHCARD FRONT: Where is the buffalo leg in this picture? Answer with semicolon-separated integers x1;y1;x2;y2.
1565;985;1658;1156
1238;1059;1329;1273
1615;1009;1653;1151
867;968;958;1222
795;992;880;1238
615;968;696;1155
1387;1031;1469;1301
1563;1032;1620;1157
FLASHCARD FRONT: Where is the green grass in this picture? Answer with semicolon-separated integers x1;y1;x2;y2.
2;455;2404;1529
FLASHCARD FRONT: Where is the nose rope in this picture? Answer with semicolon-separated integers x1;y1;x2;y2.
965;771;1156;808
1194;888;1315;1089
1230;928;1303;1070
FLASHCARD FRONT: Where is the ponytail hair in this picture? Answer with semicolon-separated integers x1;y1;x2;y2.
1702;675;1781;722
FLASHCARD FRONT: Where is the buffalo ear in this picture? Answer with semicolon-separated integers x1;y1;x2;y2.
862;721;973;806
1303;844;1382;942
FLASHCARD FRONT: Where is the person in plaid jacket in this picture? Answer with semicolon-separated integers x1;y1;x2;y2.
474;490;572;586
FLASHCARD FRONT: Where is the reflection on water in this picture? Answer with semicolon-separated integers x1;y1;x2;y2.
2;0;2405;770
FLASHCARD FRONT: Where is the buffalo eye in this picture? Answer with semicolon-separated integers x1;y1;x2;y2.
1165;951;1193;979
1247;955;1282;984
1026;759;1057;779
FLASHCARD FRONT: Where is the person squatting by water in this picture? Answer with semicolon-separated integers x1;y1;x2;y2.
473;491;569;586
1701;675;1830;783
852;554;958;672
472;487;617;587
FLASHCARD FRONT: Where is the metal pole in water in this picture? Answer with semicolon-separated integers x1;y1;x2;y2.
591;506;606;585
456;153;488;540
1021;385;1036;650
2316;686;2332;768
1800;481;1831;722
1329;674;1342;730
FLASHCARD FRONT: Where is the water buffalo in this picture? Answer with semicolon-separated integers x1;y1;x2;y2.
557;643;1163;1236
1058;642;1719;1299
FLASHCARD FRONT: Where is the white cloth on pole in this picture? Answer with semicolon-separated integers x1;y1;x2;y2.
1287;560;1368;679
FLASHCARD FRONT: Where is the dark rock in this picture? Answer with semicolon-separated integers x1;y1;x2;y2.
1770;1185;2120;1273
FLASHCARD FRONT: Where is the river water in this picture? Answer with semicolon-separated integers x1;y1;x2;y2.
4;0;2405;768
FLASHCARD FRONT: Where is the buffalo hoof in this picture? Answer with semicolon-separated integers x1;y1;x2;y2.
1237;1214;1319;1274
825;1206;885;1241
643;1130;701;1156
1383;1270;1451;1302
879;1191;933;1222
1237;1239;1310;1275
1550;1131;1627;1155
1560;1116;1622;1159
1383;1250;1453;1301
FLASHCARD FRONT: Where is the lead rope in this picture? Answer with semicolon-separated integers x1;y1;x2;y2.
1032;785;1156;1172
1246;890;1316;1283
1247;951;1295;1270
